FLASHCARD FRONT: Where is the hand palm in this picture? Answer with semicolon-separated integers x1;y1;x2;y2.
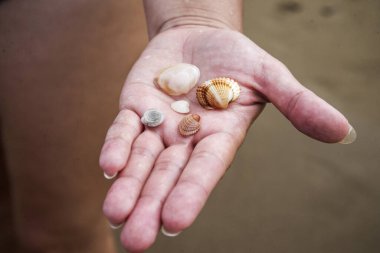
100;27;350;252
122;28;265;145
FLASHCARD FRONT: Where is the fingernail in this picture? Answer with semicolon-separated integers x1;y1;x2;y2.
161;226;181;237
104;172;117;180
109;222;123;229
339;125;357;144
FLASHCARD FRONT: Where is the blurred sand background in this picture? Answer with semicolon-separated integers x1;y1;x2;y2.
0;0;378;252
131;0;380;252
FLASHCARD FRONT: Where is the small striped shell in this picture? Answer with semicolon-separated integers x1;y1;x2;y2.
196;77;240;109
178;114;201;136
141;109;164;127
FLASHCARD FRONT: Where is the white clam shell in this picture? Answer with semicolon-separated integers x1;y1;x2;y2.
155;63;200;96
170;100;190;114
141;109;164;127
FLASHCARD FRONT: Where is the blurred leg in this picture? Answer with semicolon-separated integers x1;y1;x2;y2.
0;125;18;252
0;0;147;252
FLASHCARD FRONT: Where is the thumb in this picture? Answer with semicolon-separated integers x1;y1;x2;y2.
255;56;356;144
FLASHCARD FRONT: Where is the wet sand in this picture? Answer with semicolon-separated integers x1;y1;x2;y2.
140;0;380;252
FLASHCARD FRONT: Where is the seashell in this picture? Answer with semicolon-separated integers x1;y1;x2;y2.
141;109;164;127
155;63;200;96
196;77;240;109
178;114;201;136
170;100;190;114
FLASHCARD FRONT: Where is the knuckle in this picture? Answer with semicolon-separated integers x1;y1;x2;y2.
106;123;129;140
193;149;226;169
180;178;210;197
285;90;309;118
114;109;130;124
114;109;139;125
154;159;183;173
105;110;141;141
131;146;156;160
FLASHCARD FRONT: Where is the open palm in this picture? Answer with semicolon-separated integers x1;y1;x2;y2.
100;27;351;252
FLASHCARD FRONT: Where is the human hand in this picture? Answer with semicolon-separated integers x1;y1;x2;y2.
99;27;355;252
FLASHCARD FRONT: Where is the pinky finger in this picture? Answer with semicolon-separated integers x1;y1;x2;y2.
99;109;142;178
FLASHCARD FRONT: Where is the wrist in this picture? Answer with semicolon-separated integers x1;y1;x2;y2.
158;14;239;35
143;0;242;39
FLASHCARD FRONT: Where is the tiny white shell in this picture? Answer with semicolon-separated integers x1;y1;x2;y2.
141;109;164;127
170;100;190;114
155;63;200;96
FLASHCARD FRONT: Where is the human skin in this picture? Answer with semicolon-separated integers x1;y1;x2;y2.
100;0;355;252
0;0;146;252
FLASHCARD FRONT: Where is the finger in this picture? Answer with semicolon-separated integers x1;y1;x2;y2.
103;130;164;226
256;56;355;143
99;109;143;177
161;133;239;234
120;144;192;252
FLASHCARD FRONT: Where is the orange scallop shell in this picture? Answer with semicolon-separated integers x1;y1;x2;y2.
178;114;201;136
196;77;240;109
